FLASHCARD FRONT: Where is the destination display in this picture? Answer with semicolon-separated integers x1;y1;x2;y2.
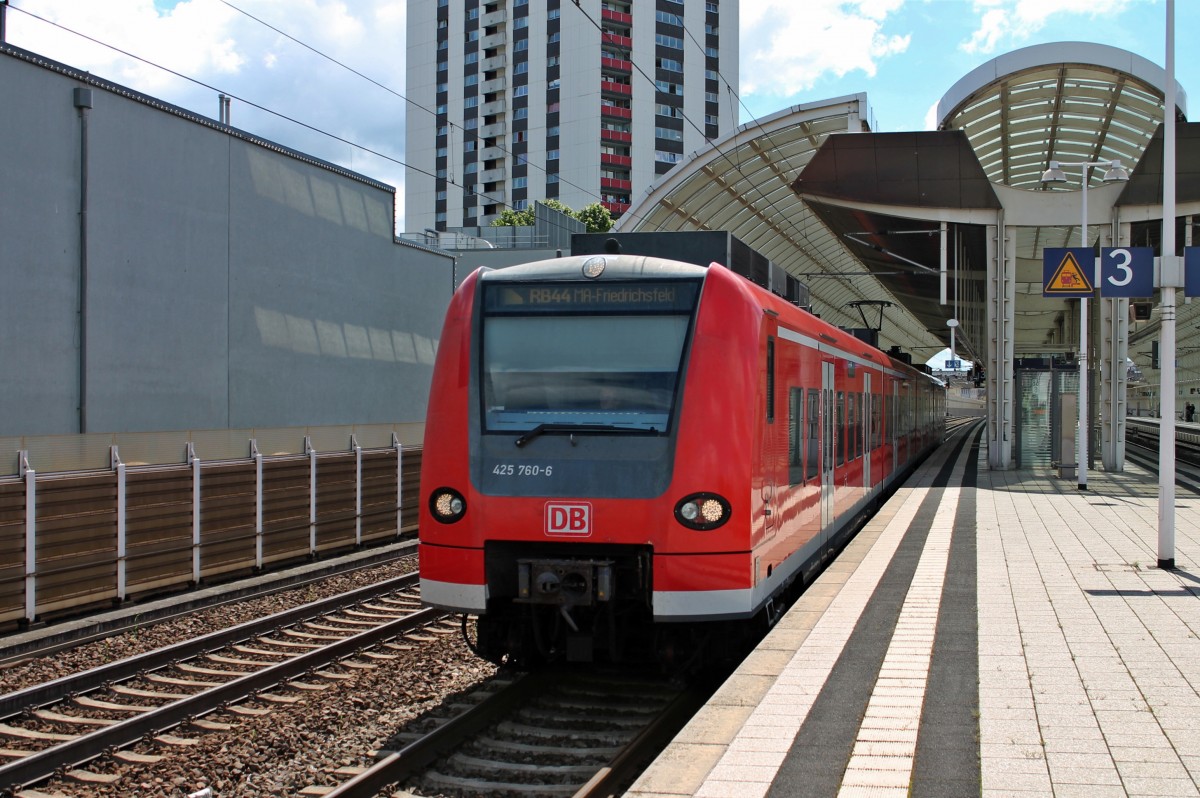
484;281;700;314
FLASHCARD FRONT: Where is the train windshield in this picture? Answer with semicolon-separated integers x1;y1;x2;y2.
480;280;700;434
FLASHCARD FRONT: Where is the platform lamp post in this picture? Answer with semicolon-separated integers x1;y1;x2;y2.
1159;0;1179;569
1040;158;1131;490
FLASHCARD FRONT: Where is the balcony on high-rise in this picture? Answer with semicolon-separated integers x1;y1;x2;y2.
600;79;632;97
600;8;632;27
601;31;633;51
601;199;630;215
601;152;632;168
601;104;632;120
601;56;633;74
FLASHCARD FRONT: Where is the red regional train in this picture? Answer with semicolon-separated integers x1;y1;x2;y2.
419;252;945;665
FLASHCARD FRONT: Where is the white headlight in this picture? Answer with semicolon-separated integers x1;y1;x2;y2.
674;493;731;530
700;499;724;523
430;488;466;523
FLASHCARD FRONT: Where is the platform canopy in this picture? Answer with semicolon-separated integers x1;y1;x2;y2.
616;41;1188;371
938;42;1189;359
614;95;956;364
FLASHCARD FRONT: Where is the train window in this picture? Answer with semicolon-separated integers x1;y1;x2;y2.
887;393;894;442
806;389;820;480
836;391;845;466
860;393;867;457
854;393;864;460
766;338;775;424
857;393;864;459
847;392;856;461
861;393;868;453
871;392;882;449
788;388;804;485
479;280;700;433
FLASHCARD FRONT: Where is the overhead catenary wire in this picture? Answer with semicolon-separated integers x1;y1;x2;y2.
568;1;894;317
216;0;643;235
4;1;633;241
10;0;923;344
668;1;952;333
569;1;808;240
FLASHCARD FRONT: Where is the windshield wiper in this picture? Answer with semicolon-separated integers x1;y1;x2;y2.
514;423;657;448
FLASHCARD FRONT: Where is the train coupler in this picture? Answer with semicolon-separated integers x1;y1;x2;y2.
515;558;614;606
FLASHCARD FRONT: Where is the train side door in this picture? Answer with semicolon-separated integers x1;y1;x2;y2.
761;333;778;542
820;360;835;532
892;380;900;475
863;373;872;492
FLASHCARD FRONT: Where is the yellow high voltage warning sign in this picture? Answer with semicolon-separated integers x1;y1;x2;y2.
1043;248;1093;297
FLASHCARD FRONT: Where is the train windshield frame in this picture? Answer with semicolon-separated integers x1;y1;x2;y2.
479;279;701;436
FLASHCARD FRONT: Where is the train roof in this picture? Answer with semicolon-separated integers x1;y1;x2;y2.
475;254;942;388
479;254;709;282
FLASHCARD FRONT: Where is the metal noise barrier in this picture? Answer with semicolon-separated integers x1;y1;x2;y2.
0;424;425;627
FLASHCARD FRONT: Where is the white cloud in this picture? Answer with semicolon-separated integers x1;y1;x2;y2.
12;0;246;91
961;0;1133;54
740;0;910;97
923;100;940;131
7;0;408;225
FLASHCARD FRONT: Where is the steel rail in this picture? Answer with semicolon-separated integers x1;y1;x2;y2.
571;685;709;798
0;545;417;669
0;572;419;719
323;671;701;798
1126;440;1200;494
324;672;539;798
0;603;446;794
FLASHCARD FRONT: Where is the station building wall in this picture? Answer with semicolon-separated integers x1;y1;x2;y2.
0;45;453;437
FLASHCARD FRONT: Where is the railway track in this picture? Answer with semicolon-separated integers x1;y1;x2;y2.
1125;442;1200;494
0;573;454;796
1125;418;1200;493
321;669;708;798
945;415;981;438
0;543;417;670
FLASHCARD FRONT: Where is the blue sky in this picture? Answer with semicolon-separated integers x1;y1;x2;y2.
736;0;1198;133
5;0;1196;231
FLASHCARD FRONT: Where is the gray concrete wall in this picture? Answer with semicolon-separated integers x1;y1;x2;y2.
0;46;453;436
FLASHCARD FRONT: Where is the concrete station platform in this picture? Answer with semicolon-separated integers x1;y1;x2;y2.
628;425;1200;798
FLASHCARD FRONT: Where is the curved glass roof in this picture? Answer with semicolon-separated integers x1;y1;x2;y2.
938;42;1184;191
618;42;1189;367
615;95;945;358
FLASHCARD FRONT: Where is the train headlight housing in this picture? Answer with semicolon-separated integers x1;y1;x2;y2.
674;493;731;531
429;488;467;523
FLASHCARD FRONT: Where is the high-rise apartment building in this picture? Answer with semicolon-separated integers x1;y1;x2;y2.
405;0;738;232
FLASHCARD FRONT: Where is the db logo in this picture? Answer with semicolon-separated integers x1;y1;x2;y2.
545;502;592;536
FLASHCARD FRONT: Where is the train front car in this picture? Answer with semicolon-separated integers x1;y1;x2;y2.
419;254;761;665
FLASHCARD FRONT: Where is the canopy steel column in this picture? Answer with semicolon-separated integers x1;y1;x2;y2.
1101;218;1131;471
987;215;1016;469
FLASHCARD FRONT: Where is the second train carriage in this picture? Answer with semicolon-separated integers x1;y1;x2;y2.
419;253;944;664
